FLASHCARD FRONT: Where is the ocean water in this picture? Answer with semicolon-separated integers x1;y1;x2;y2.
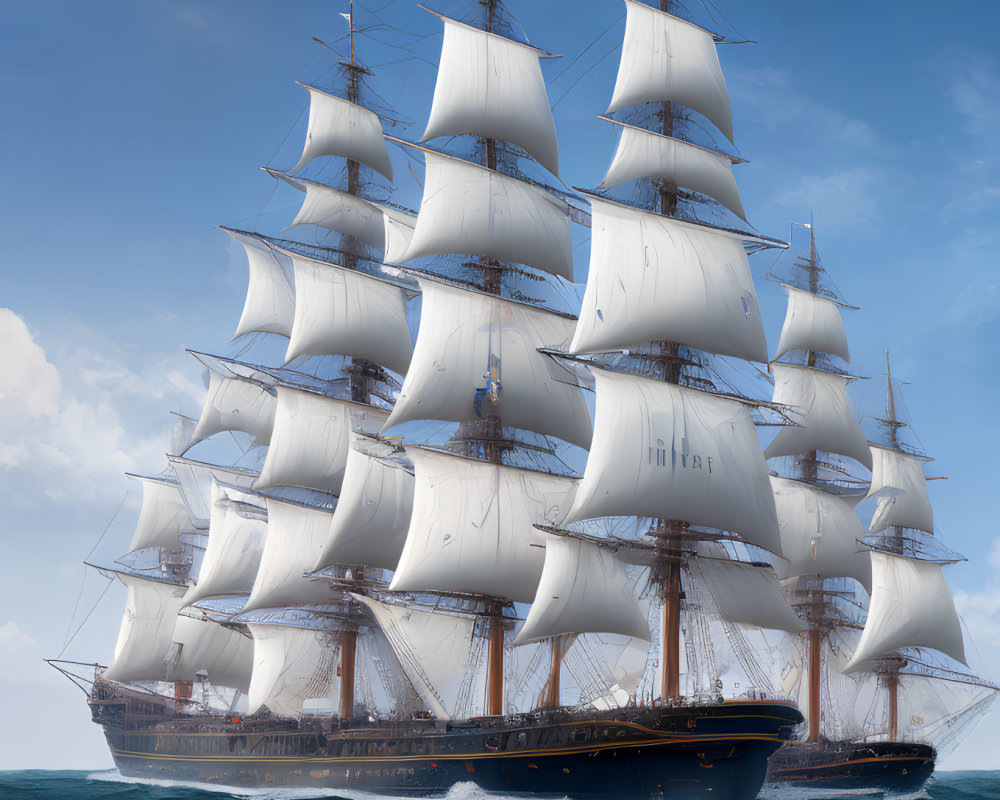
1;771;999;800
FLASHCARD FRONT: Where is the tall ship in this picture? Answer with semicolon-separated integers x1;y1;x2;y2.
758;225;998;794
49;1;808;798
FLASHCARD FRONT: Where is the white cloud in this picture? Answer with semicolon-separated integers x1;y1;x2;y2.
0;308;189;504
773;167;882;230
0;621;39;680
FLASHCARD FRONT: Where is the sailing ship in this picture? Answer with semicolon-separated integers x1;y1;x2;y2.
759;226;998;794
48;1;810;797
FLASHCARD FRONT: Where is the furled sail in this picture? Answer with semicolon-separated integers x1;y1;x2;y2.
255;386;387;494
570;196;766;361
246;622;339;716
165;615;254;692
190;370;277;448
316;442;414;571
421;16;559;175
764;363;872;469
566;369;780;553
283;255;412;373
694;556;804;632
167;456;258;530
867;445;934;534
845;551;966;670
390;448;577;603
242;498;335;612
293;84;393;179
770;476;872;591
353;594;479;720
382;278;592;448
396;150;573;280
515;535;649;644
184;481;267;606
607;0;733;142
103;574;188;683
226;228;295;339
600;120;745;219
773;286;850;362
126;476;195;553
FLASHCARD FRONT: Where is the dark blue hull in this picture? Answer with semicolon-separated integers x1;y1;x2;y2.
765;740;935;795
93;683;803;799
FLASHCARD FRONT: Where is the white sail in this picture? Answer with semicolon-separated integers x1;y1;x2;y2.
293;84;393;179
607;0;733;142
285;177;417;253
382;278;592;448
184;481;267;605
190;371;276;448
845;551;966;670
770;476;872;591
283;255;412;373
127;476;194;553
515;535;649;644
246;623;339;716
774;286;850;362
867;445;934;535
227;229;295;340
694;556;804;632
103;574;188;683
317;443;414;571
566;369;780;553
353;594;478;720
255;387;387;494
167;456;258;530
165;615;254;692
601;121;744;219
383;210;417;265
765;363;872;469
243;498;335;612
421;17;559;175
398;150;573;281
570;196;766;361
390;448;577;603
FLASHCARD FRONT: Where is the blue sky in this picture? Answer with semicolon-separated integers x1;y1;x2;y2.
2;0;998;772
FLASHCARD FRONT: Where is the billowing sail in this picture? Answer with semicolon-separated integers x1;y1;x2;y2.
165;615;254;692
283;255;412;373
353;594;478;720
246;623;339;716
774;286;850;362
226;228;295;339
765;363;872;469
184;481;267;605
284;175;416;252
103;574;188;683
243;498;335;612
515;535;649;644
190;371;276;448
126;476;195;553
570;196;766;361
167;456;258;530
770;476;872;591
845;551;966;670
607;0;733;142
694;556;804;632
867;445;934;534
293;84;393;179
383;210;417;265
390;448;577;603
397;150;573;280
601;121;744;219
566;369;780;553
382;278;592;448
316;443;414;571
255;386;387;494
422;17;559;175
